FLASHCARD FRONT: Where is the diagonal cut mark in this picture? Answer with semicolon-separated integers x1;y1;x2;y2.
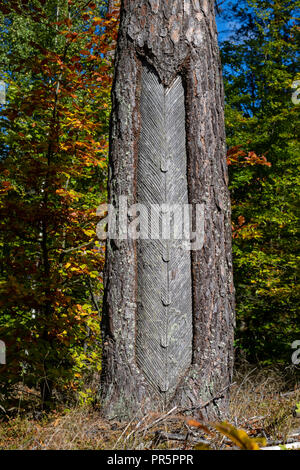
136;64;193;399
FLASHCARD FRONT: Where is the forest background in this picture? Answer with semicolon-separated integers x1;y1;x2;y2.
0;0;299;408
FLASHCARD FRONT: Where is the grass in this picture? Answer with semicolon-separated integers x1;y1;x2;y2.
0;364;299;450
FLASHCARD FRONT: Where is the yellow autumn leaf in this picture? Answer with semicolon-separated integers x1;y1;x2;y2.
213;421;266;450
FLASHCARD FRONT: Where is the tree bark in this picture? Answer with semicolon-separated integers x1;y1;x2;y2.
100;0;235;421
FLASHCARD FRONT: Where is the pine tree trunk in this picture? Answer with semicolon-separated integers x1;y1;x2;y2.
100;0;235;421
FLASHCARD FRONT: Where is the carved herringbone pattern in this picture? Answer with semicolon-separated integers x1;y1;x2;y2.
136;65;193;397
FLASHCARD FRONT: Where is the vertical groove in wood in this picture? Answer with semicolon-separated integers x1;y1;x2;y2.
136;65;193;398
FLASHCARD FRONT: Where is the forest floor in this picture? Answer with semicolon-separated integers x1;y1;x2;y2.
0;365;299;450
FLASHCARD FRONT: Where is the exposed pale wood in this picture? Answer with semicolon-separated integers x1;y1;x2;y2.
136;65;192;398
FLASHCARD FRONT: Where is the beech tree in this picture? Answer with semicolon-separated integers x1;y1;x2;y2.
101;0;235;420
0;0;116;407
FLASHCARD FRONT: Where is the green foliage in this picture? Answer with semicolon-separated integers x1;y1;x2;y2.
0;0;118;404
220;0;300;362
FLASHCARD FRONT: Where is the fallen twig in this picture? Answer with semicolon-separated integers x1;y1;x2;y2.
180;382;237;413
152;430;210;446
141;406;178;433
280;389;300;398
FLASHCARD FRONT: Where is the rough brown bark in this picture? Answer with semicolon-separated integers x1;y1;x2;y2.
100;0;235;421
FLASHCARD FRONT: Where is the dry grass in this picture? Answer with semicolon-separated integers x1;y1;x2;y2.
0;365;299;450
230;365;300;444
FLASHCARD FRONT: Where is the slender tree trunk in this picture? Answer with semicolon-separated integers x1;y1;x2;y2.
100;0;235;421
